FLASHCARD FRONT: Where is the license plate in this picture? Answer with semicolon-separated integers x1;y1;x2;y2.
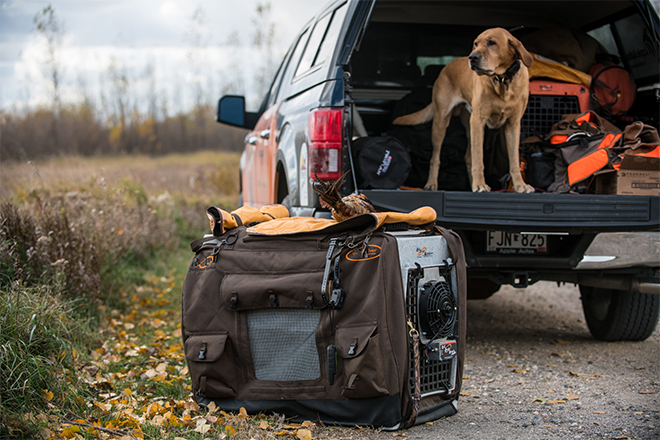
486;231;548;254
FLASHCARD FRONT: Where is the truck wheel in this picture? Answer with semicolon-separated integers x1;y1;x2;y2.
579;285;660;341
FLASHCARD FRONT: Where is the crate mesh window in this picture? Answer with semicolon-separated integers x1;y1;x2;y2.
247;309;320;381
521;95;581;141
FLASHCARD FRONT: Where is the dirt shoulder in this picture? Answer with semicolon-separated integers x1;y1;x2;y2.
387;282;660;440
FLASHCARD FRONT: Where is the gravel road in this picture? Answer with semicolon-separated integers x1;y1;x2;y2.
366;282;660;440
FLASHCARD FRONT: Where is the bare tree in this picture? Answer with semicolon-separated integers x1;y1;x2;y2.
183;5;212;149
250;2;278;106
33;4;65;110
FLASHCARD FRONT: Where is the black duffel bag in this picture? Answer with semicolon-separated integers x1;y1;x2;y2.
352;136;411;189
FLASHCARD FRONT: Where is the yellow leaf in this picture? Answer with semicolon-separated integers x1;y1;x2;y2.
226;425;237;436
93;401;111;414
296;428;312;440
42;390;54;401
593;411;606;414
259;420;270;430
207;401;217;414
566;394;579;400
238;407;249;419
274;430;289;436
61;425;81;439
301;421;314;428
547;400;567;405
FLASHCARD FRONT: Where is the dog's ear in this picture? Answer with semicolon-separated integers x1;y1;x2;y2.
508;36;533;67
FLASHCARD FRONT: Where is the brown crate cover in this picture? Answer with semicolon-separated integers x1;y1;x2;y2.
181;211;466;428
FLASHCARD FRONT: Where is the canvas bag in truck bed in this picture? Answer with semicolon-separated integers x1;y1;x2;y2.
181;209;466;429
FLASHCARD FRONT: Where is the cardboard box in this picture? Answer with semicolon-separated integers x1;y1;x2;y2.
596;154;660;196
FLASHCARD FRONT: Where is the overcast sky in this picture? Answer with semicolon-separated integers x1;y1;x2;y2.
0;0;320;112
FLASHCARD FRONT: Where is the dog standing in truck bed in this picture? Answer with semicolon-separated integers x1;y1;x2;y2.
393;27;534;193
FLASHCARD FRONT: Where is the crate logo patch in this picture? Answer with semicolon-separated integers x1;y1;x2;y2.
190;255;214;271
346;245;381;261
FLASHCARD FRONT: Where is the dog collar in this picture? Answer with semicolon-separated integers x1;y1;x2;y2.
494;59;521;91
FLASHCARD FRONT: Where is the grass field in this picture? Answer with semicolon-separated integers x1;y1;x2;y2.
0;151;241;207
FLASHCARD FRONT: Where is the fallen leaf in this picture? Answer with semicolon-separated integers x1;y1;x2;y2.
301;420;314;428
550;352;564;357
194;421;210;434
238;407;249;419
259;420;270;430
296;428;312;440
460;392;470;396
568;371;581;377
639;390;656;394
42;390;54;401
533;398;547;403
547;400;567;405
61;425;81;439
565;394;579;400
614;436;631;440
226;426;237;436
593;411;606;414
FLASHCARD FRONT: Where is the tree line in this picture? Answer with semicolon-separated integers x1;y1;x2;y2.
0;3;280;161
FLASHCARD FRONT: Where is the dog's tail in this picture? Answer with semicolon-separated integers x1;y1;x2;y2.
392;104;434;126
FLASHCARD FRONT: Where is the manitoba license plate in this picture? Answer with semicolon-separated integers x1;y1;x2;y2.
486;231;548;254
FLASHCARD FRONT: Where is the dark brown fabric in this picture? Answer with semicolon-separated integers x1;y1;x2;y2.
181;216;466;427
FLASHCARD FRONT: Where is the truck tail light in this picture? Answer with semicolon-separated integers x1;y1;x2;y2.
308;108;343;181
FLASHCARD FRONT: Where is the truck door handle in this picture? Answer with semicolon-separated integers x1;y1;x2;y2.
259;129;271;139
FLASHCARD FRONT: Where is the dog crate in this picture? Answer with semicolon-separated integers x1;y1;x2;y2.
182;213;466;429
521;80;590;141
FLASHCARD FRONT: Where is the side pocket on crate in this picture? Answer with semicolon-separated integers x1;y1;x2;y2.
336;323;389;398
185;332;237;398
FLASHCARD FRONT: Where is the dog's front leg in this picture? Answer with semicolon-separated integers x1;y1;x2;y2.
504;120;535;193
468;113;490;192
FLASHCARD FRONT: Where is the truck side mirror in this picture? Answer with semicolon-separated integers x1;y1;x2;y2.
216;95;258;129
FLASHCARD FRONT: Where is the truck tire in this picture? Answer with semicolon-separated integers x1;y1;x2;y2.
579;285;660;341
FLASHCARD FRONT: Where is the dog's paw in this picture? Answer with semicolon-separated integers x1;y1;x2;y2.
514;183;535;193
472;183;491;192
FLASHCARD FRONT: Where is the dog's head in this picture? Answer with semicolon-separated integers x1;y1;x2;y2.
468;28;533;76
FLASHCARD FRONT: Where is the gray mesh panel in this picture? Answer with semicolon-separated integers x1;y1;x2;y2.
247;309;321;381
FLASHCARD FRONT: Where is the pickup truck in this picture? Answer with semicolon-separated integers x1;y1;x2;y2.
216;0;660;342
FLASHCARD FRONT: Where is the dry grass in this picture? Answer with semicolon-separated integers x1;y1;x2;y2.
0;151;241;208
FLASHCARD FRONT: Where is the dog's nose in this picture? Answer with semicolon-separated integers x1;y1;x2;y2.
468;53;481;65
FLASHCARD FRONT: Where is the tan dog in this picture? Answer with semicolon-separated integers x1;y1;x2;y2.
393;28;534;193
